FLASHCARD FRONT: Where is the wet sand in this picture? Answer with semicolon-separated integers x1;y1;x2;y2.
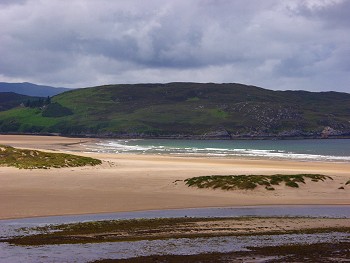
0;135;349;219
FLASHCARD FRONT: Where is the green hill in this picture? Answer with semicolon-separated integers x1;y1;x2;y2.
0;82;349;138
0;92;43;112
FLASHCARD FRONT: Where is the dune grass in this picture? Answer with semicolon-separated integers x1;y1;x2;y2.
184;174;333;191
0;144;101;169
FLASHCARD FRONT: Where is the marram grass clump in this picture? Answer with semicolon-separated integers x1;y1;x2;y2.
0;145;101;169
184;174;333;191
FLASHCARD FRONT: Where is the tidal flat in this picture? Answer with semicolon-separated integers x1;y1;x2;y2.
1;216;349;263
4;216;350;246
0;204;349;263
92;242;350;263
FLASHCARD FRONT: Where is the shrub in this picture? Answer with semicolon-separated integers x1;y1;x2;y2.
285;181;299;188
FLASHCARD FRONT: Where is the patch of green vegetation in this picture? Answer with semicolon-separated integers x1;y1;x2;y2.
0;107;62;132
208;109;229;119
285;181;299;188
186;96;200;102
0;145;101;169
184;174;333;191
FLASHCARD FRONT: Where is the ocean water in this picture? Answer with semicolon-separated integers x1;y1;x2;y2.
84;138;350;162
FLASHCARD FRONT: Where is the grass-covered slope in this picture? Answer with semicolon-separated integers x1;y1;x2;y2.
0;145;101;169
0;82;350;138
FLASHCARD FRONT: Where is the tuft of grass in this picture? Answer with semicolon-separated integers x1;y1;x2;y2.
285;181;299;188
184;174;333;191
0;145;101;169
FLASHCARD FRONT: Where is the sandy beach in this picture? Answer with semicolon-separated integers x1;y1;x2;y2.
0;135;349;220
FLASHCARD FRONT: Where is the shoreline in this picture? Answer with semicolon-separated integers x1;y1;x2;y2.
2;134;350;164
2;132;350;140
1;204;350;221
82;137;350;164
0;135;349;220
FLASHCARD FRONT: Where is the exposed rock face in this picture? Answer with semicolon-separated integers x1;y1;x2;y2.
231;102;302;128
202;128;231;139
321;126;343;138
277;130;311;137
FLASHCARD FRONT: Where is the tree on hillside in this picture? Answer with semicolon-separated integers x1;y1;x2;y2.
24;96;51;108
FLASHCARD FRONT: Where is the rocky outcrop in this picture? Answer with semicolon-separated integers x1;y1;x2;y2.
202;128;231;139
321;126;348;138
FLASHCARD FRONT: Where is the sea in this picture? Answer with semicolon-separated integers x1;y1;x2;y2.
84;138;350;162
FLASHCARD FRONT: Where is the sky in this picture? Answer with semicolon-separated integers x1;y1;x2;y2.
0;0;349;92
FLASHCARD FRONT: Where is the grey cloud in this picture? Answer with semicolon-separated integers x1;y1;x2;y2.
275;43;335;77
0;0;349;92
0;0;26;6
292;0;350;28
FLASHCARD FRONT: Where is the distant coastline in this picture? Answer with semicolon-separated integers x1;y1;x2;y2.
1;131;350;140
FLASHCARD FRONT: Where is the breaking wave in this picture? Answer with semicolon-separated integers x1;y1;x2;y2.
83;140;350;162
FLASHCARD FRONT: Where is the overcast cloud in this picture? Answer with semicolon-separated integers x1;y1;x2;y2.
0;0;349;92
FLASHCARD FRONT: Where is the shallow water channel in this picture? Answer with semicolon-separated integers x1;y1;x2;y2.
0;205;349;263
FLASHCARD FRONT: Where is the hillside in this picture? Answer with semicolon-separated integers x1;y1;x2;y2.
0;82;70;97
0;92;43;112
0;82;349;138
